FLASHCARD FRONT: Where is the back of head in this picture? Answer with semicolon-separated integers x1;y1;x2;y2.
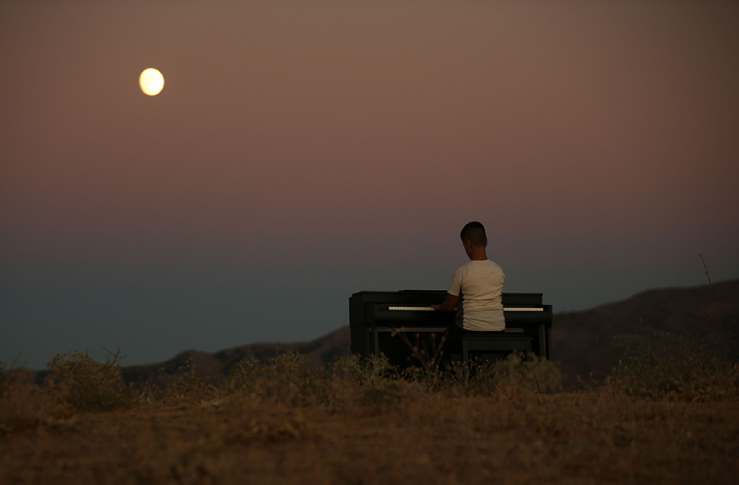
460;221;487;247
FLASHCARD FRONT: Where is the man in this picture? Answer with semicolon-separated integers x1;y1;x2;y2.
431;221;506;335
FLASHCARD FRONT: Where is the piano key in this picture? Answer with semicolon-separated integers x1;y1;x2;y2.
385;305;544;312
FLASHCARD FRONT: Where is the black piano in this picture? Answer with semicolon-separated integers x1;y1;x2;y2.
349;290;552;366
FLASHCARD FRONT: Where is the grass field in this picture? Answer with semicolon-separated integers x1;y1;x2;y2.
1;340;738;484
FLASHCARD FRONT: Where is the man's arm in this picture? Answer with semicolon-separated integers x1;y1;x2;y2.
430;293;458;312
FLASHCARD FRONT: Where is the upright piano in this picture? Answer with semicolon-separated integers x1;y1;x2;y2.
349;290;553;366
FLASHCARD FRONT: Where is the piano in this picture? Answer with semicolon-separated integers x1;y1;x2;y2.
349;290;552;366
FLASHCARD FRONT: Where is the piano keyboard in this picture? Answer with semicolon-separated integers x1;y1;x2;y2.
388;306;434;311
387;306;544;312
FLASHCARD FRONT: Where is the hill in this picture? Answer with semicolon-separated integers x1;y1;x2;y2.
120;325;351;385
120;279;739;387
552;278;739;387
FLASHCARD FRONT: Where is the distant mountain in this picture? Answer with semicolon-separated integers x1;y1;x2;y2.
121;326;351;385
552;279;739;387
120;279;739;389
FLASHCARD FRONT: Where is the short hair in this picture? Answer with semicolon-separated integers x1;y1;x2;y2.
460;221;487;247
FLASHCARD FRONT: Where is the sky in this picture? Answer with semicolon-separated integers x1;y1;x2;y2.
2;1;738;370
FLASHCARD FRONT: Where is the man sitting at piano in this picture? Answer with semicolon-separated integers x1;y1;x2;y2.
430;221;506;337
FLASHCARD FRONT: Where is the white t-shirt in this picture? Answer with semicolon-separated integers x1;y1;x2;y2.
447;259;506;331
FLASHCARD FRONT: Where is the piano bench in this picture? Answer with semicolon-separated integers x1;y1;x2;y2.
453;332;533;363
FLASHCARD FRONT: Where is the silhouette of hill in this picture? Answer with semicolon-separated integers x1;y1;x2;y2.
121;326;351;385
120;279;739;388
552;278;739;387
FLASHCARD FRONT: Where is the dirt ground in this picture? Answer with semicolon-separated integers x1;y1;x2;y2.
2;391;737;485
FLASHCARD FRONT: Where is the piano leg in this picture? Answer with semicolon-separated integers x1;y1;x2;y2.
372;324;379;357
537;324;547;359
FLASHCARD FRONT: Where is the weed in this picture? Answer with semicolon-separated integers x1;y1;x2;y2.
160;358;221;405
0;369;71;434
44;350;136;412
227;356;264;391
440;352;564;397
330;353;395;386
229;352;324;406
601;332;739;401
391;327;448;378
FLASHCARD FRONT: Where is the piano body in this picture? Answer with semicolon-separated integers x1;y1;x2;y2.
349;290;553;366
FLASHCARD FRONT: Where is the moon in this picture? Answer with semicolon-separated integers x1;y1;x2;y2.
139;68;164;96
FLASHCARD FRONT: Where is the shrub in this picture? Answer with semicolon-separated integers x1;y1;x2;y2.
327;354;395;387
602;332;739;401
158;358;221;405
391;329;447;378
2;361;64;433
229;352;324;406
227;353;411;408
44;350;136;412
441;352;564;396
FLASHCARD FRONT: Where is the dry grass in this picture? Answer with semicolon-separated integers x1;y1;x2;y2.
1;342;738;484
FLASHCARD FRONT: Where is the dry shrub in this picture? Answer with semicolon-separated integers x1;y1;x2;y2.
391;329;448;377
323;354;389;407
44;350;136;412
329;353;395;387
0;366;70;434
227;353;414;409
229;353;326;406
602;332;739;401
328;354;415;407
158;358;222;405
437;352;564;397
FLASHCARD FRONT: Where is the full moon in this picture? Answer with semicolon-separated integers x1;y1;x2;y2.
139;68;164;96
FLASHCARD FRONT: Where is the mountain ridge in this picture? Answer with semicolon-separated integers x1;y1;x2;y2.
119;279;739;388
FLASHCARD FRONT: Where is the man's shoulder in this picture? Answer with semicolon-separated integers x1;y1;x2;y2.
453;261;476;275
484;259;504;272
461;260;504;277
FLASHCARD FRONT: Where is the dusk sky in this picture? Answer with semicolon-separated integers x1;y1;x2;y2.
2;1;738;370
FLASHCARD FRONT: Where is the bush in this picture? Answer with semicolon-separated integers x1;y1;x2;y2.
441;352;564;396
227;353;411;408
334;354;412;406
602;332;739;401
229;353;325;406
327;354;395;387
158;358;221;405
44;351;136;412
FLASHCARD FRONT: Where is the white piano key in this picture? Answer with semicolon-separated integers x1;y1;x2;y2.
388;306;435;311
387;306;543;312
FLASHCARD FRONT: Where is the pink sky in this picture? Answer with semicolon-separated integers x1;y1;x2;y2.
1;1;738;368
